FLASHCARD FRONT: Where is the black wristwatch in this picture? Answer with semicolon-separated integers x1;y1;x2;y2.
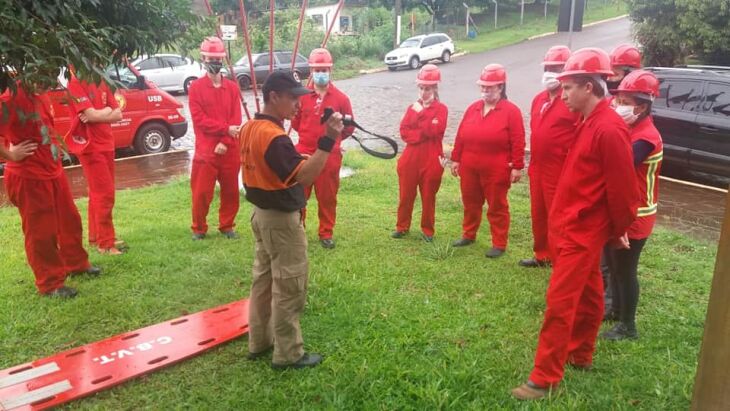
317;136;335;152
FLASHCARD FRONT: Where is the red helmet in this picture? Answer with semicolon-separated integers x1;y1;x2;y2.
200;37;226;58
308;48;333;68
476;64;506;86
610;44;642;69
64;117;89;154
542;45;571;66
416;64;441;85
556;47;614;80
613;69;659;98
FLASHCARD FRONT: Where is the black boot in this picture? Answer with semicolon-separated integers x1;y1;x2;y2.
391;230;408;239
601;322;638;340
271;352;323;370
452;238;474;247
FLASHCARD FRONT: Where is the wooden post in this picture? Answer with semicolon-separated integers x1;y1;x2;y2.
691;191;730;410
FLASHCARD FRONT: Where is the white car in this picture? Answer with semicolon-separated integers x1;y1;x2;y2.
129;54;206;94
384;33;455;71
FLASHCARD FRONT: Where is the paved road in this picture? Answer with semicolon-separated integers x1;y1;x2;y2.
172;17;632;151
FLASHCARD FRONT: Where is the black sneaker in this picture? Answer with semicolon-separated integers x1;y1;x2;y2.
221;230;239;239
246;347;273;361
68;266;102;277
452;238;475;247
192;233;206;241
518;258;550;268
485;247;505;258
43;286;78;299
421;233;433;243
391;230;408;239
320;239;335;249
600;322;638;340
271;352;323;370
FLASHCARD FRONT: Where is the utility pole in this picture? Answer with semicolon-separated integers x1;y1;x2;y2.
395;0;402;48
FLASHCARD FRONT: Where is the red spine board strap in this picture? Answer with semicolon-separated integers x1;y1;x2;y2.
0;299;249;410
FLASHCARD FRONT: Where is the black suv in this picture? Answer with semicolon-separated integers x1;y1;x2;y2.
646;66;730;184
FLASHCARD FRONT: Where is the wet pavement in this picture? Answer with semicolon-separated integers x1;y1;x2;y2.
0;150;194;207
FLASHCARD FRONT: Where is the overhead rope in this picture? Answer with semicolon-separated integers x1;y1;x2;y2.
237;0;261;113
203;0;251;120
291;0;309;73
269;0;275;74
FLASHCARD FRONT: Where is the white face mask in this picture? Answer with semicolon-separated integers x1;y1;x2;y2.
542;71;561;91
481;91;500;104
614;104;639;125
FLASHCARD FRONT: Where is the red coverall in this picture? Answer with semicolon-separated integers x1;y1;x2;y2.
291;83;354;240
67;79;119;248
188;75;242;235
528;89;580;261
0;88;91;294
451;99;525;249
529;99;638;387
396;101;448;237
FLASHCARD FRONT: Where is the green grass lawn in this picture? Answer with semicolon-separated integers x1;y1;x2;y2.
455;1;628;55
0;152;716;410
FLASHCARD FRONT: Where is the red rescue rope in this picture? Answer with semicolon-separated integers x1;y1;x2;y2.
238;0;261;113
291;0;309;72
269;0;275;74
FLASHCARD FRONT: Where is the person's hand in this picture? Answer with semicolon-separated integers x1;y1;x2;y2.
7;141;38;161
510;168;522;184
609;233;630;250
412;102;423;113
300;153;311;160
79;112;89;123
325;112;344;140
214;142;228;155
450;161;460;177
228;125;241;137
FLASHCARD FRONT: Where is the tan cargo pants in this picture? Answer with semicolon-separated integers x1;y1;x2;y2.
247;206;309;364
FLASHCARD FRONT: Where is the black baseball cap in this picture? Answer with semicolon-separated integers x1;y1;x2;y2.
262;71;310;99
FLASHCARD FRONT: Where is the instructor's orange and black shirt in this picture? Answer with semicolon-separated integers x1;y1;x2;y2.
239;113;306;211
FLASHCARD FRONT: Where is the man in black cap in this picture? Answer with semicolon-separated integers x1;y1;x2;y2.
239;71;344;369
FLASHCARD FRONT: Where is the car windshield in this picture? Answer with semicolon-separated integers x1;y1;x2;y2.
105;65;139;88
235;57;250;66
400;39;420;48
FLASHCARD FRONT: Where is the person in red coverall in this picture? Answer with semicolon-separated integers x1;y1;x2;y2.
1;85;101;299
511;48;638;400
606;44;642;91
291;48;354;249
601;43;643;319
67;75;124;255
519;45;580;268
188;37;243;240
391;64;448;242
450;64;525;258
601;70;663;341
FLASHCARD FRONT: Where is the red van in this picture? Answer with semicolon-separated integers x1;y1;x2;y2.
49;65;188;155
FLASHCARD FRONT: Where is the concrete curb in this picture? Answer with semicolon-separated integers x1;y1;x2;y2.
526;14;629;41
358;51;470;75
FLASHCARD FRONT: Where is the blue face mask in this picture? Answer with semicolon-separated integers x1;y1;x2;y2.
313;71;330;86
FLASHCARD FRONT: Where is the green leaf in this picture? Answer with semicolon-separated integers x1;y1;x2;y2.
40;125;51;145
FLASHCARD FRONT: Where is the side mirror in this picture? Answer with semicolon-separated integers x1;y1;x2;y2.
136;75;147;90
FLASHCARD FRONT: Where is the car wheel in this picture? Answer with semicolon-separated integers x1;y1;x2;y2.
238;75;251;90
441;50;451;63
133;122;171;155
183;77;197;94
387;66;397;72
409;56;420;70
